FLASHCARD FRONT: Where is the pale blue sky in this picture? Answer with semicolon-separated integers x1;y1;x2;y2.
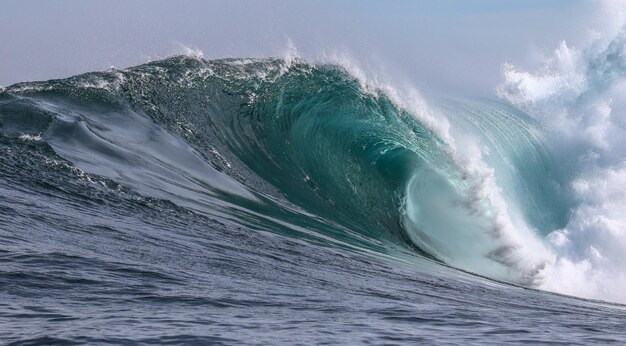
1;0;587;96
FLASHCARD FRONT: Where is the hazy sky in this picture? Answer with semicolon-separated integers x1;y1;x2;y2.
1;0;587;96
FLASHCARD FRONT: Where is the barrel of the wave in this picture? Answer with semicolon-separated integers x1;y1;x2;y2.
231;62;448;253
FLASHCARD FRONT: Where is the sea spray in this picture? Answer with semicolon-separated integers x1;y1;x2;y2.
499;0;626;302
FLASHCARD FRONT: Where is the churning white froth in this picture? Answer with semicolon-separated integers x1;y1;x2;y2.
499;0;626;303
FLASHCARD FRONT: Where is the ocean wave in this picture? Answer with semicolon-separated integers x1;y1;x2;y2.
1;54;562;290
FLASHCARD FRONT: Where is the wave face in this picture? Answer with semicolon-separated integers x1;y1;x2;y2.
2;55;626;343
